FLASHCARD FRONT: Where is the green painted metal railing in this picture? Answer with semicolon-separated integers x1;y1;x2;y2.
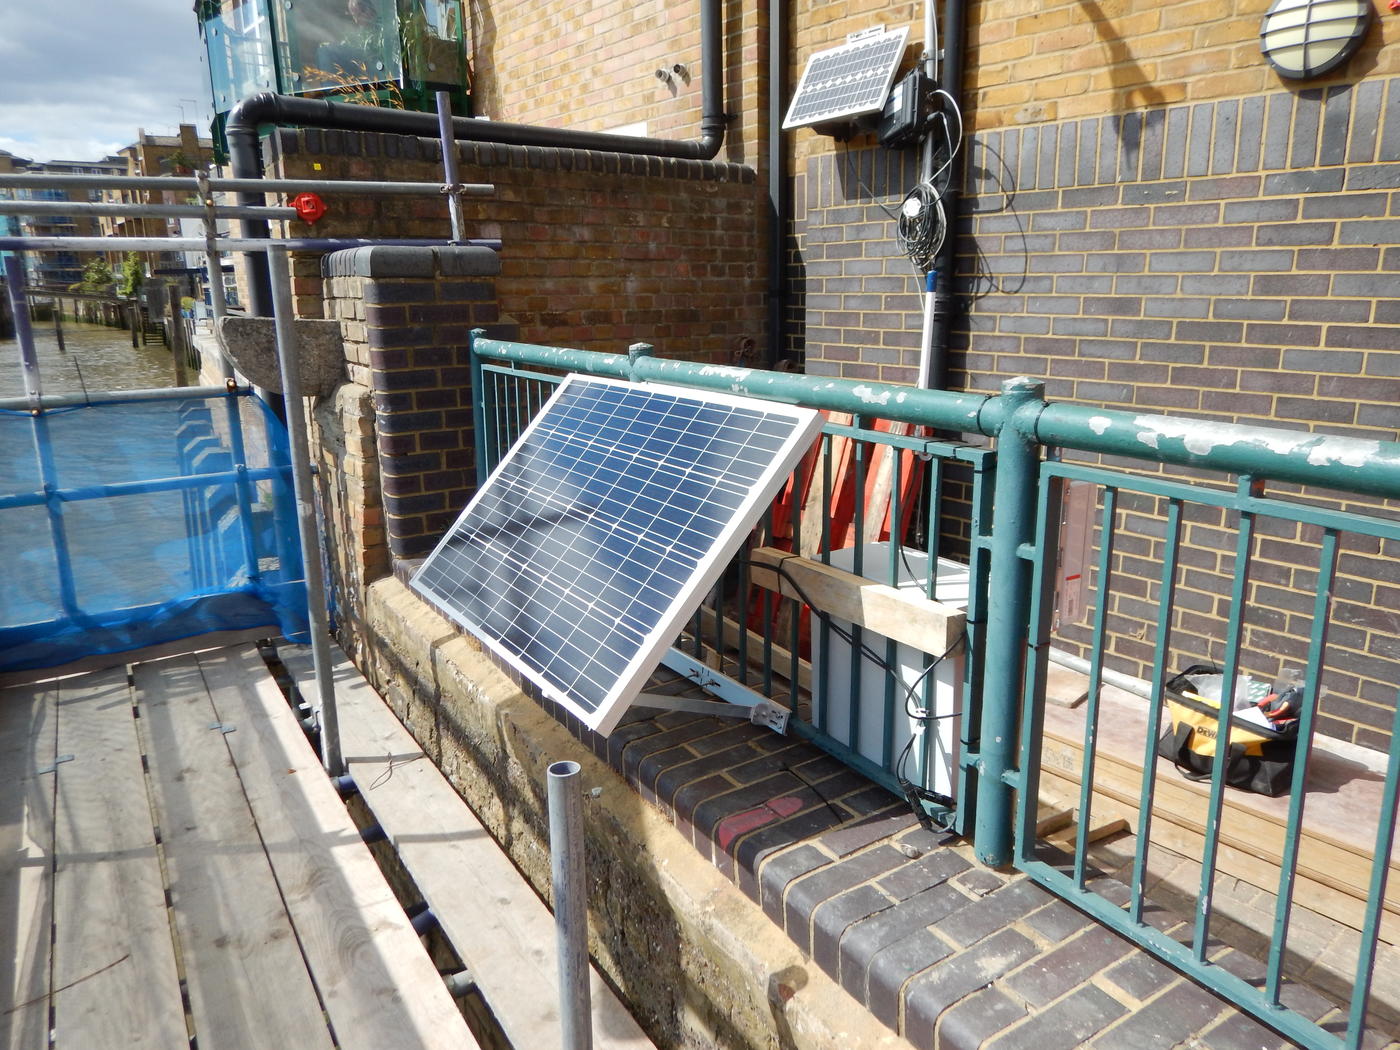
468;333;1400;1049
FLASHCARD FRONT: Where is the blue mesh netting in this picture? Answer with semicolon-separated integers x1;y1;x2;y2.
0;393;309;672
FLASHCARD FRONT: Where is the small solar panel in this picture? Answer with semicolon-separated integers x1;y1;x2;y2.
411;375;823;736
783;26;910;131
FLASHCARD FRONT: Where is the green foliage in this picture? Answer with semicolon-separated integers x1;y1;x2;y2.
78;258;115;292
117;258;145;298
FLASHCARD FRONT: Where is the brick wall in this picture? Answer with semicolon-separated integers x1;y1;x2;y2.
269;130;766;364
468;0;764;167
320;245;515;586
794;76;1400;746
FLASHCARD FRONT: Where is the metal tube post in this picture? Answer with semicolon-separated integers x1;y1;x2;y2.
4;257;41;407
435;91;465;244
973;376;1044;867
547;760;593;1050
267;245;342;775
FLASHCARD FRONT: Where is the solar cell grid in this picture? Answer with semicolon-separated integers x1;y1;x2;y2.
411;375;822;735
782;27;909;130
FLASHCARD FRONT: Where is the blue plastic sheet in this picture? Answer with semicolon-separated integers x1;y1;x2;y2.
0;393;309;672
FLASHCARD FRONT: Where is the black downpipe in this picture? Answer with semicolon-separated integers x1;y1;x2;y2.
766;0;787;369
927;0;968;391
229;0;726;316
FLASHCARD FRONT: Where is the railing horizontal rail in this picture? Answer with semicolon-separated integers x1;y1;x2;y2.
0;465;290;511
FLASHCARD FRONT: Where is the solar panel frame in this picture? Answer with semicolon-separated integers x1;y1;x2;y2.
410;374;823;737
782;26;910;131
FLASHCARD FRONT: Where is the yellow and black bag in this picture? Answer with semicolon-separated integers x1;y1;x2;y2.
1156;665;1298;797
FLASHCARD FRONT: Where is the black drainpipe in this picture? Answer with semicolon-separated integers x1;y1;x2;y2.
766;0;787;369
229;0;725;316
926;0;968;391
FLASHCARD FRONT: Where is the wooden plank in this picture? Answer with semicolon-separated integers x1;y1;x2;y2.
749;545;966;656
1040;730;1400;944
50;667;188;1049
0;626;273;689
134;656;336;1050
195;646;477;1050
291;645;656;1050
0;683;57;1050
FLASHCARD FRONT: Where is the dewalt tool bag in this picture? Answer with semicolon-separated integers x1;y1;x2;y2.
1156;665;1299;797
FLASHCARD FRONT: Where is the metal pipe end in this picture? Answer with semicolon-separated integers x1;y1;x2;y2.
548;760;582;780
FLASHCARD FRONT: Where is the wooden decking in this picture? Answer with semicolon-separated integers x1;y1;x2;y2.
0;645;478;1050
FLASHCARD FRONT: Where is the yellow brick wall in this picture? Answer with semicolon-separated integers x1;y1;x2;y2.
469;0;765;166
785;0;1399;164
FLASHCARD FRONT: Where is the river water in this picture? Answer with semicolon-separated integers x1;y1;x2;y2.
0;318;183;398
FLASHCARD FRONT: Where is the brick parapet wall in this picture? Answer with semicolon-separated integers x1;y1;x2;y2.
321;244;516;564
796;77;1400;746
269;130;766;364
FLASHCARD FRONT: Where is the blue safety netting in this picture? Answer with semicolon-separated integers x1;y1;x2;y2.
0;393;309;672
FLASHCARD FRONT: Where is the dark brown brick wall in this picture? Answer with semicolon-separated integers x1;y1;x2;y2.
796;78;1400;746
269;129;766;365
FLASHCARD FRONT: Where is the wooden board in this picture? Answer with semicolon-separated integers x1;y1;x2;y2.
289;644;656;1050
748;545;965;656
1040;715;1400;944
135;655;337;1050
50;667;188;1049
0;682;57;1050
195;646;477;1050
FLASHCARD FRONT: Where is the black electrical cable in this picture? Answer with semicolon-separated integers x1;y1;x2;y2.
748;552;968;832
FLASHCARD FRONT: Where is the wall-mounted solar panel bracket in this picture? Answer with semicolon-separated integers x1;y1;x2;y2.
782;25;910;136
410;374;823;737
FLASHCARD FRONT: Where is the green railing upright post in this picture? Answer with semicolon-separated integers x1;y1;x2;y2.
973;377;1045;867
469;328;489;486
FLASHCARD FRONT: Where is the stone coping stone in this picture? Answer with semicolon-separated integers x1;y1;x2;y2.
321;244;501;279
216;315;345;396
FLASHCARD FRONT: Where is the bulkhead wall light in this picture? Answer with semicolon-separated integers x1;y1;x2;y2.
1259;0;1374;79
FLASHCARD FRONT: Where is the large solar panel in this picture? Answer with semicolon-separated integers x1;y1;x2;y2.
783;26;909;131
411;375;823;736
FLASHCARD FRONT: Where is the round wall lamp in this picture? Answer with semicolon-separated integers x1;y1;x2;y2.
1259;0;1374;79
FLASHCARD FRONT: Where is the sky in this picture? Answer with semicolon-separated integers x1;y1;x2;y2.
0;1;214;164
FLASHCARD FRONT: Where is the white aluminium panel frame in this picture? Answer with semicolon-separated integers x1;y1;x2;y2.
410;373;823;737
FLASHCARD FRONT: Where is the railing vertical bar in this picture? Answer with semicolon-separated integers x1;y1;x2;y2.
788;457;802;711
884;448;904;767
469;331;489;482
1192;476;1259;962
848;422;869;753
958;455;995;837
1073;486;1118;888
813;432;834;727
1344;685;1400;1050
1128;497;1183;925
1266;528;1338;1003
1014;462;1065;861
926;457;943;601
737;548;750;687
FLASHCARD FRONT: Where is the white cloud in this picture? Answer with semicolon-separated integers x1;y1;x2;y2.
0;0;213;163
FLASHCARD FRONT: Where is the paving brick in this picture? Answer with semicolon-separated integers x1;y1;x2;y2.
811;883;895;976
867;928;952;1027
758;843;830;921
903;928;1041;1048
875;848;973;901
784;844;907;953
1021;896;1099;943
840;881;970;998
1004;923;1135;1008
988;984;1129;1050
816;805;917;858
1196;1009;1304;1050
936;877;1050;950
1103;950;1181;1001
734;800;853;901
1089;974;1228;1048
935;987;1029;1050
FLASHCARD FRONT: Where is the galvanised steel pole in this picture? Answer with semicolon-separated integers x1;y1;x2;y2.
267;245;343;776
973;376;1045;867
547;760;593;1050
